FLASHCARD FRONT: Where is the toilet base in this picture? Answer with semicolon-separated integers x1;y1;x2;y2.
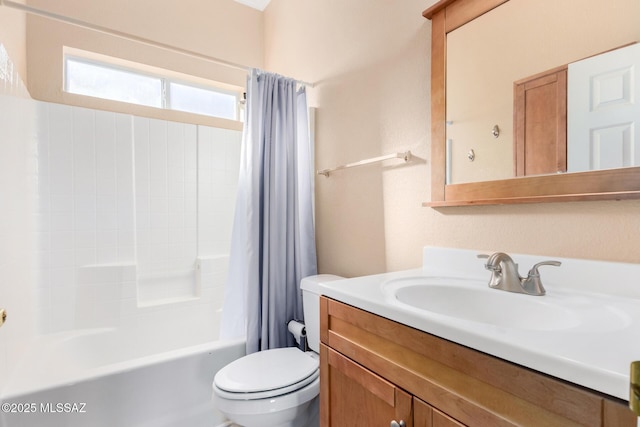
224;395;318;427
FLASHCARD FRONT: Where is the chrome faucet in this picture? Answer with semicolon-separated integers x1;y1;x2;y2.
477;252;561;296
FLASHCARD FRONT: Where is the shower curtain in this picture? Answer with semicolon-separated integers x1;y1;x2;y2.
220;69;317;353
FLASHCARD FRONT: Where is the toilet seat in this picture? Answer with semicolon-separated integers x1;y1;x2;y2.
213;347;319;400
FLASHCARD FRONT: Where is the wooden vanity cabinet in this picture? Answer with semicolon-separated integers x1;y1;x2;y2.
319;296;636;427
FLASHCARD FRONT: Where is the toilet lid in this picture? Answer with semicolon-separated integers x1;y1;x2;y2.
214;347;318;394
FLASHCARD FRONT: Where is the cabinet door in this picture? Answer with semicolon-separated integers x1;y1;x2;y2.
414;397;433;427
433;409;466;427
320;344;412;427
603;399;637;427
414;397;466;427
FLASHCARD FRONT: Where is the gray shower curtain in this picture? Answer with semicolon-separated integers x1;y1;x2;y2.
220;69;317;353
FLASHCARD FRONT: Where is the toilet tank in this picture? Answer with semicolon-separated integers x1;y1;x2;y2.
300;274;343;353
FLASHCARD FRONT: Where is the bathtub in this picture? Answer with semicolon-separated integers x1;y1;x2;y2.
0;325;245;427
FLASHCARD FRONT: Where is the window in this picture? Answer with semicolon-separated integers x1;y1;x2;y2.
168;81;238;120
64;55;241;120
66;57;163;108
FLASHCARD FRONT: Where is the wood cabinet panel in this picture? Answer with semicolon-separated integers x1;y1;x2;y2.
429;8;447;202
414;398;434;427
433;408;466;427
415;397;468;427
320;344;413;427
514;65;567;177
603;398;637;426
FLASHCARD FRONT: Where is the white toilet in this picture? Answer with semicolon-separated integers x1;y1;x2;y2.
212;274;343;427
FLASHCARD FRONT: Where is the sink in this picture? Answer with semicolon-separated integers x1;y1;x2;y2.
382;277;582;331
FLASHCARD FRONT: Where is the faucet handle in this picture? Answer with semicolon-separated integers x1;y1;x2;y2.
528;260;562;276
522;260;561;296
477;254;489;259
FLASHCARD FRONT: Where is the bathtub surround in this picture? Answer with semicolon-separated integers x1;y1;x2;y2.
0;95;35;397
0;42;33;400
133;117;199;304
0;45;28;98
33;101;241;334
0;30;247;425
222;70;317;352
0;5;26;83
0;87;241;406
0;36;246;423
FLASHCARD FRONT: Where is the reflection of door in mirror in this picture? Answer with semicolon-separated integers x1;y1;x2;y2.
514;65;567;177
568;43;640;173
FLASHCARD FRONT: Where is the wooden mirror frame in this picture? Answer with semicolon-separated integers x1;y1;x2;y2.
422;0;640;207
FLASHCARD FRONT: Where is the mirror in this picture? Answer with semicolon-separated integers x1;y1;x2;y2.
447;0;640;184
423;0;640;206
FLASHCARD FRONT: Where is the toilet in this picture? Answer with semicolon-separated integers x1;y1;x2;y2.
212;274;343;427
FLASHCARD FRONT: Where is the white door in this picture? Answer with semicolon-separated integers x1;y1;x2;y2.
567;43;640;172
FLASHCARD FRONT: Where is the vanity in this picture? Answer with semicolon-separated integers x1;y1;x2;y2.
318;247;640;426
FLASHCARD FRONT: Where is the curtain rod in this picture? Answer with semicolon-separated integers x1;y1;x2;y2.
0;0;314;88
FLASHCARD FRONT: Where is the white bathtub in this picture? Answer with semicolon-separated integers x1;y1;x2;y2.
0;325;245;427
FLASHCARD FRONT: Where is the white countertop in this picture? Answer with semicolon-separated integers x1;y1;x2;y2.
318;247;640;401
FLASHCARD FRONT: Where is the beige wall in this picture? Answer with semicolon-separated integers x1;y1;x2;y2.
265;0;640;277
265;0;432;276
26;0;264;128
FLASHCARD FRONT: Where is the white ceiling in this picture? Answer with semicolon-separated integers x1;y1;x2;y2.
233;0;272;11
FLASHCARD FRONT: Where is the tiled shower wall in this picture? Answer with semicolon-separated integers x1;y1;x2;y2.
35;104;136;331
35;101;241;334
133;117;198;304
0;44;29;98
0;45;34;389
